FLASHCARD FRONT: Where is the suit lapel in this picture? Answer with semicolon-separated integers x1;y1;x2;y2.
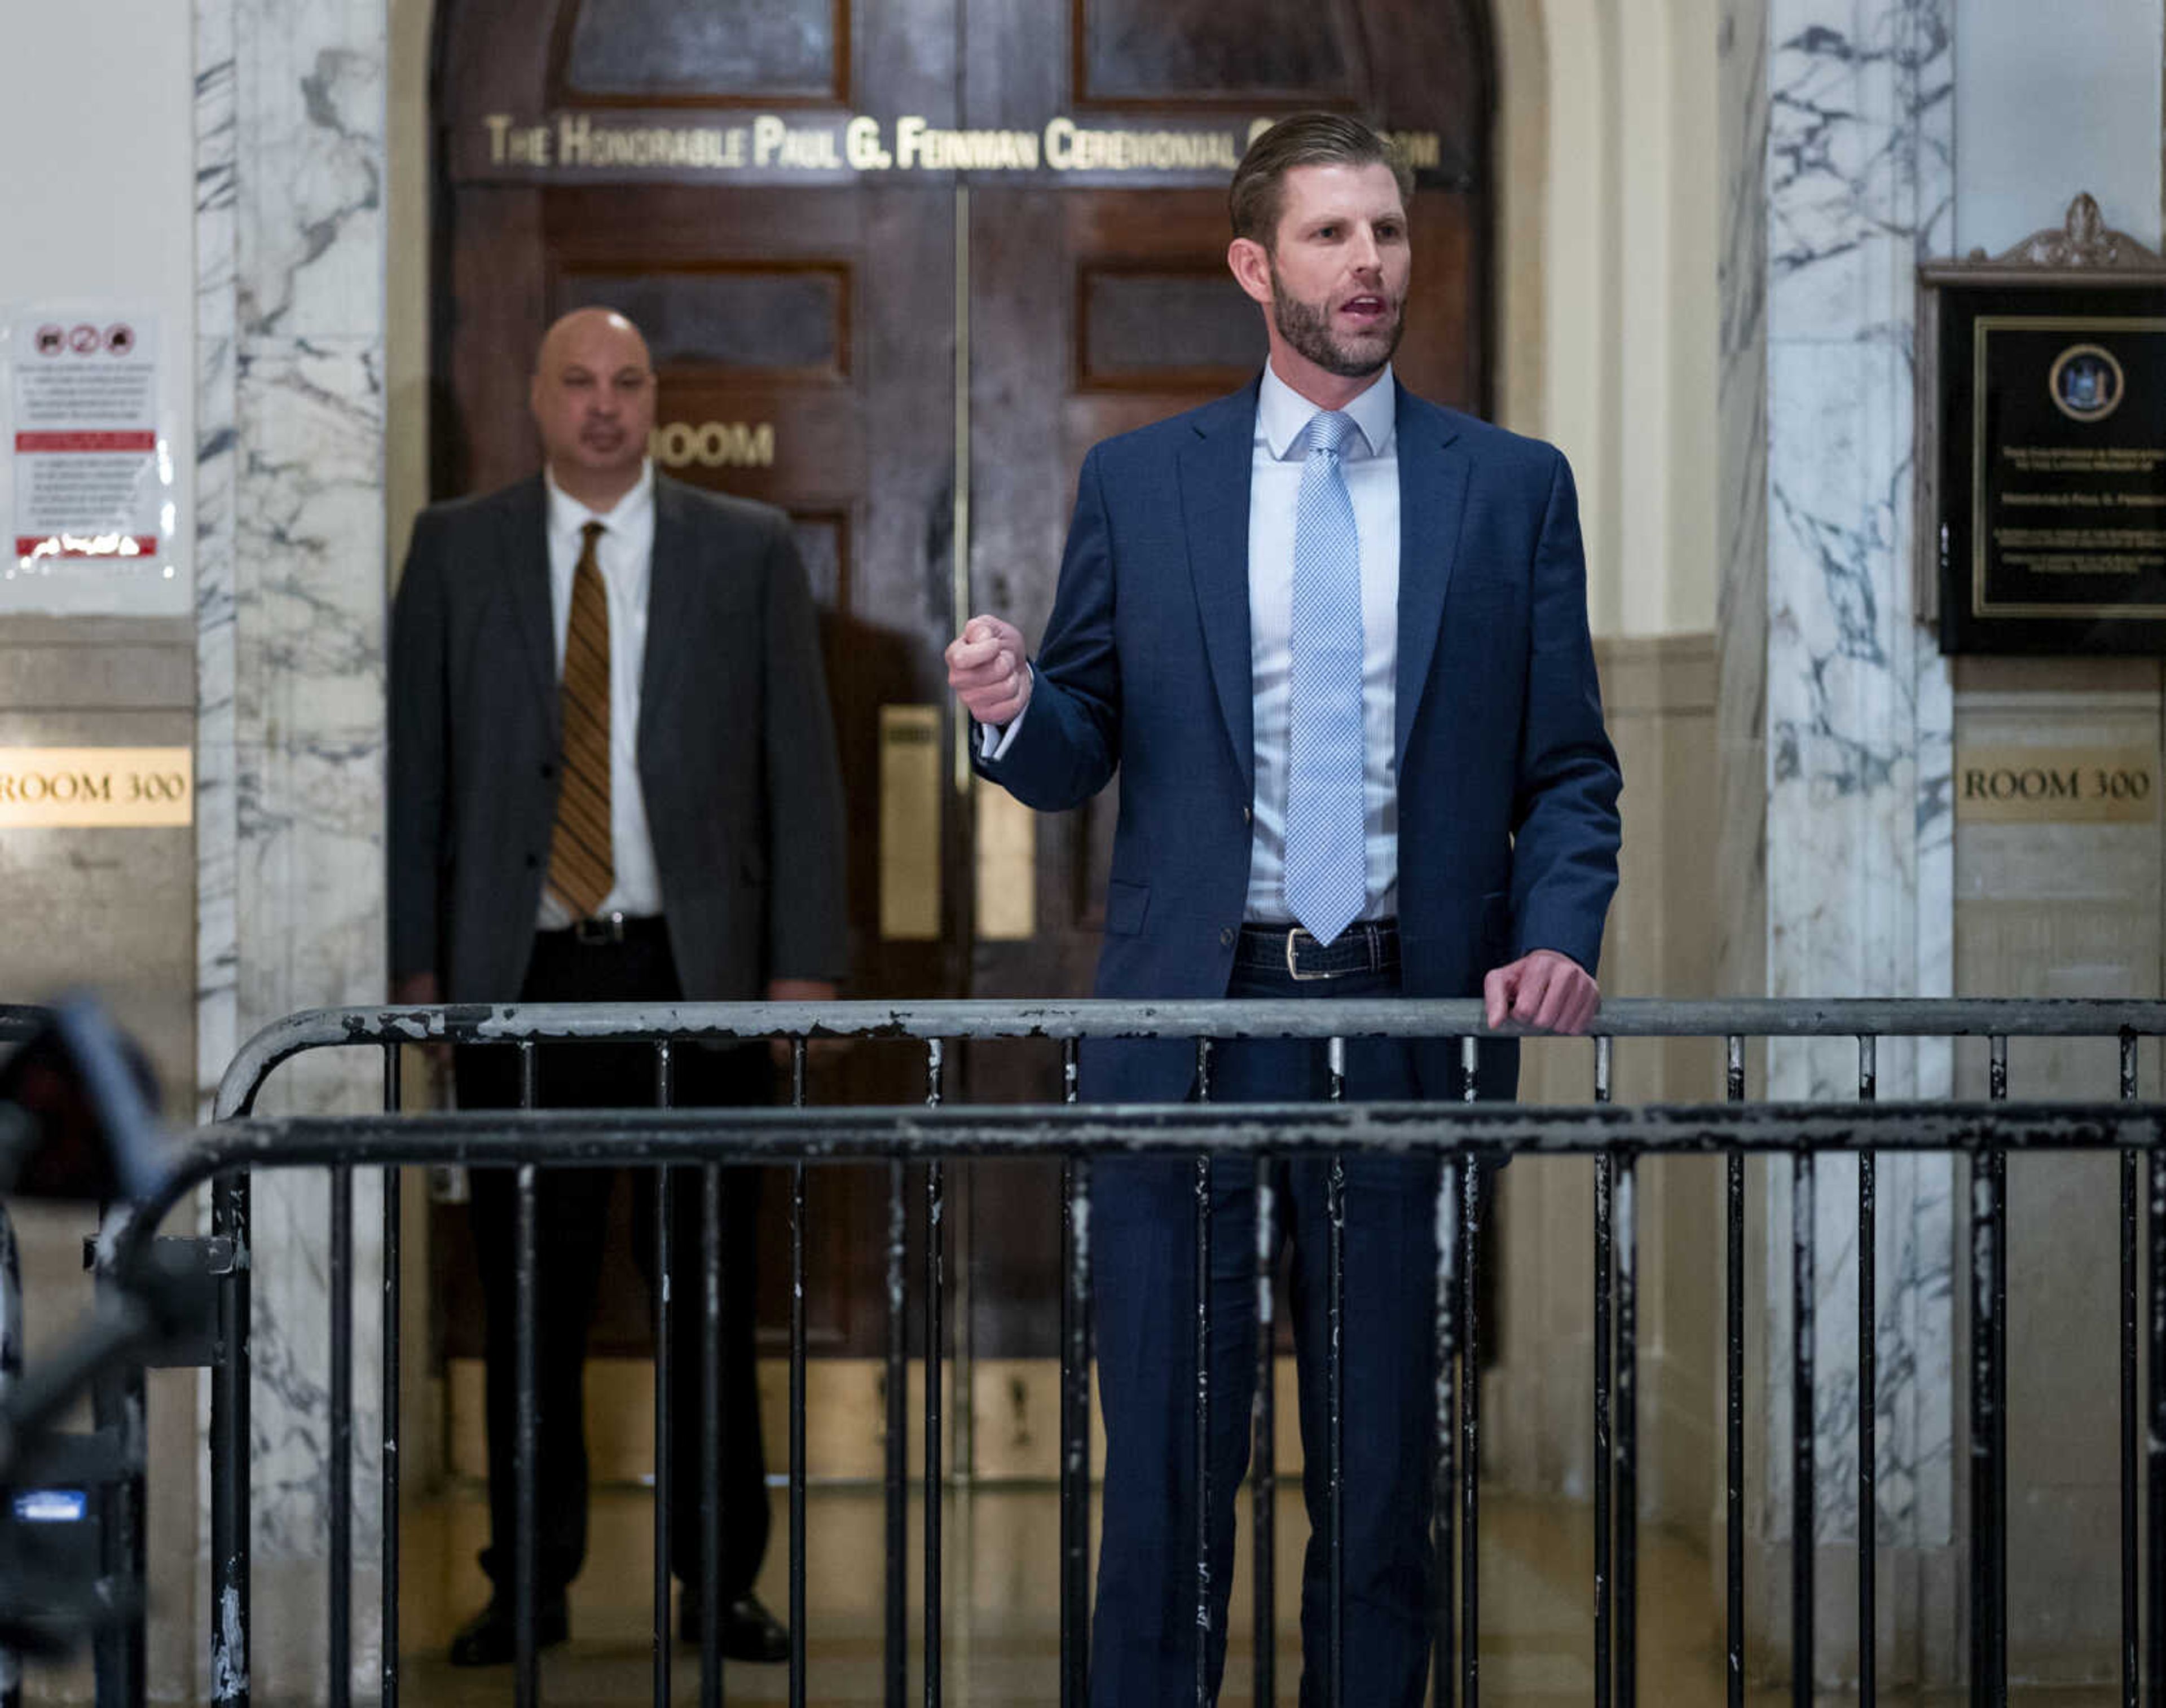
501;476;558;735
1177;385;1259;782
1393;390;1468;765
640;474;699;756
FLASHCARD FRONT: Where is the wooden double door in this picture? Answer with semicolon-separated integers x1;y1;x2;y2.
431;0;1494;1385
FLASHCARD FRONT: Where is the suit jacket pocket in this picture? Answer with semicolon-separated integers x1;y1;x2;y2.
1103;879;1150;936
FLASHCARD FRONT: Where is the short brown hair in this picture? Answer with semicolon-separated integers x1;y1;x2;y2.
1229;113;1414;249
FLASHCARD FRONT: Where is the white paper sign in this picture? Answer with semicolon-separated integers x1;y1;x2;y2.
2;309;182;614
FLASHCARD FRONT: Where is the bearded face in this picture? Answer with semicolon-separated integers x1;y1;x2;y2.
1267;257;1405;380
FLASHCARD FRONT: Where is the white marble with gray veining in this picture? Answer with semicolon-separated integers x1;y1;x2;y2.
1751;0;1959;1597
195;0;390;1696
1717;0;1772;1012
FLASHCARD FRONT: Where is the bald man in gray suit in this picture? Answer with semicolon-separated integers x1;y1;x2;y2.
390;308;847;1665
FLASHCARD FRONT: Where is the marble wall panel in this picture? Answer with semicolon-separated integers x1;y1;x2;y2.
196;0;242;1114
1716;0;1769;1011
1727;0;1960;1683
196;0;389;1697
1757;1;1956;1605
233;0;386;340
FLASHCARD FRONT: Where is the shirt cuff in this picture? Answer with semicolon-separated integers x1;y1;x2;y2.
977;668;1032;761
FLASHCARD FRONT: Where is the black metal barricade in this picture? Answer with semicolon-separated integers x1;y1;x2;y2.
91;997;2166;1706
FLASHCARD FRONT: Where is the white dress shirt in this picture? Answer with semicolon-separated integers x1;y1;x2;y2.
1244;362;1399;923
985;365;1403;923
535;460;666;927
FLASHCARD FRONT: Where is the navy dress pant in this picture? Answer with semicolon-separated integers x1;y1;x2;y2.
1088;959;1450;1707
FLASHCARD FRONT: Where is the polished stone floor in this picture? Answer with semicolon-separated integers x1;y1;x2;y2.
384;1481;2103;1706
12;1476;2129;1705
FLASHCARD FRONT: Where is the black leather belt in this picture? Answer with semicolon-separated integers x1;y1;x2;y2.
539;911;667;948
1235;919;1399;981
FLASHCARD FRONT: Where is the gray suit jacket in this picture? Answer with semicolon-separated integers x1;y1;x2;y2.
389;471;849;1002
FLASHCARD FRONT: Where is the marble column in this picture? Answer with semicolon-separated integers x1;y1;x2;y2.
1725;0;1959;1684
195;0;389;1697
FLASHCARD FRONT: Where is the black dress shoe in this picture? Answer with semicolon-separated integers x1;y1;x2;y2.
677;1590;790;1663
446;1593;569;1666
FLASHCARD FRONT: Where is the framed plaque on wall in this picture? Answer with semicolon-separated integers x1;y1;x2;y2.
1918;195;2166;654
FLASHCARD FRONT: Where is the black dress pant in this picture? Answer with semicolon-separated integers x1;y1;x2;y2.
454;919;770;1600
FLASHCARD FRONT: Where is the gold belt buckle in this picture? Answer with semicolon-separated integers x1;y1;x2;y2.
1284;926;1333;981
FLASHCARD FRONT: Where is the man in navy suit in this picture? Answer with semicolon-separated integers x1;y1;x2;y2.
948;115;1621;1705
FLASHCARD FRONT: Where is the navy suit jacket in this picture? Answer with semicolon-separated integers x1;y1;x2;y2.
979;377;1623;1102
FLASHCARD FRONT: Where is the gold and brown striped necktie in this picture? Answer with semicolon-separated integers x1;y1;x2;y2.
545;520;614;919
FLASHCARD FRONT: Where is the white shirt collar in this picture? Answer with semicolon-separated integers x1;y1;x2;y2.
1258;362;1396;462
544;458;655;539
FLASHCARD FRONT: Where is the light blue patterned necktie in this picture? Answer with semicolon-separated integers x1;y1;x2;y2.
1283;409;1367;945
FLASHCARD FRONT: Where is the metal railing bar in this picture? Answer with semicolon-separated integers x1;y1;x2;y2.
213;1000;2166;1115
1970;1135;1998;1708
924;1040;945;1708
1327;1148;1346;1708
1461;1151;1482;1708
329;1160;353;1708
1432;1154;1459;1708
2148;1138;2166;1708
1790;1147;1812;1708
1194;1032;1213;1708
653;1041;675;1708
2123;1035;2139;1708
204;980;264;1708
884;1151;907;1708
1059;1041;1088;1708
90;1244;146;1707
380;1045;400;1708
1859;1036;1877;1707
699;1156;725;1708
1989;1036;2009;1705
1194;1143;1212;1708
1459;1035;1479;1708
1253;1144;1275;1708
513;1040;540;1708
1615;1135;1638;1708
790;1038;809;1708
147;1103;2166;1209
1593;1038;1613;1708
1327;1036;1346;1708
1725;1036;1744;1708
209;1165;250;1707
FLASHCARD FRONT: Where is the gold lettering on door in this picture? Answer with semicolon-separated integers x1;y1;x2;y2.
650;422;776;470
474;113;1443;181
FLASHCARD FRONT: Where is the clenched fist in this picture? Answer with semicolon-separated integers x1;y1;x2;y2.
946;613;1032;727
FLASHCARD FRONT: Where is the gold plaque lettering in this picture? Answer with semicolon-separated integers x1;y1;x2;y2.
476;112;1451;182
881;707;943;940
650;422;774;470
1954;745;2158;824
0;747;193;827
